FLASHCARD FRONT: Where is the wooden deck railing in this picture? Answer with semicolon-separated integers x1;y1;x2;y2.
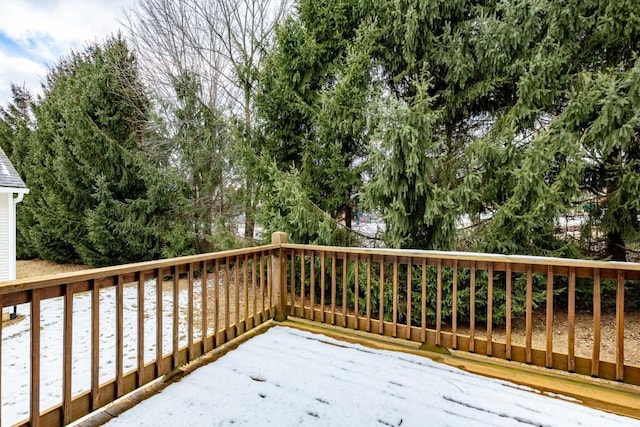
282;244;640;386
0;243;285;427
2;232;640;426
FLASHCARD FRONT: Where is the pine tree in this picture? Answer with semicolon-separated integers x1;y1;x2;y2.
255;0;369;243
171;71;231;252
257;0;640;261
364;1;515;250
473;0;640;260
0;85;37;259
20;36;190;266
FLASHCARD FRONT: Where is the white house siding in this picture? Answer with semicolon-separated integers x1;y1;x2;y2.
0;193;11;281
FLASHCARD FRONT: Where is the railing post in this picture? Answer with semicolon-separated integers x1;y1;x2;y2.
271;232;288;321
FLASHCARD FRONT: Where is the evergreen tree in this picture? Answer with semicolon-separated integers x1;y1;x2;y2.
20;36;190;266
474;0;640;260
364;0;499;250
0;84;33;173
254;0;640;324
171;71;232;252
467;0;586;257
255;0;369;243
366;78;480;250
0;84;37;259
258;0;640;261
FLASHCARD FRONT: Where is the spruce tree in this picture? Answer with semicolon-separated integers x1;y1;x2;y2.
20;36;189;266
0;85;37;259
257;0;640;261
255;0;369;243
171;71;230;252
474;0;640;260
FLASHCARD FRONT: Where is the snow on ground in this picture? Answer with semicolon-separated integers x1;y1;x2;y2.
1;281;205;427
103;326;640;427
352;220;385;238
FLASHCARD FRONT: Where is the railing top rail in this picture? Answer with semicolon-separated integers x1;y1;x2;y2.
4;238;640;297
0;244;279;295
282;243;640;271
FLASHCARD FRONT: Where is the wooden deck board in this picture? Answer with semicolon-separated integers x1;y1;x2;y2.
283;318;640;422
73;319;640;426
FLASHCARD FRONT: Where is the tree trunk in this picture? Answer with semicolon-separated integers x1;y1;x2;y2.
244;178;255;239
604;148;626;261
344;203;352;229
605;230;626;261
243;81;256;241
244;215;255;239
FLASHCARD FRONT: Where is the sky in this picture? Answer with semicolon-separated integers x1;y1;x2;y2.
0;0;134;106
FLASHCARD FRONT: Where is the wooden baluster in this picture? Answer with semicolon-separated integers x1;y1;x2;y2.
379;258;385;335
616;269;625;381
470;262;476;353
31;289;41;427
235;256;241;336
117;275;125;395
526;265;533;364
366;256;372;332
139;272;146;385
244;254;250;329
225;259;231;339
290;252;296;316
252;255;258;325
568;267;576;372
63;283;73;424
591;268;601;377
452;260;458;349
202;261;209;352
436;259;443;346
155;270;163;377
486;263;493;357
310;252;316;321
506;263;512;360
406;259;412;340
300;249;306;318
354;254;360;330
267;251;272;317
546;265;554;368
331;252;337;325
342;253;348;328
421;258;427;343
275;238;287;322
187;264;194;358
260;254;265;321
214;259;220;345
172;267;179;368
91;278;101;410
321;251;326;323
392;258;398;338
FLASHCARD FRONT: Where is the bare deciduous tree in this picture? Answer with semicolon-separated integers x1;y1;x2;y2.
122;0;288;243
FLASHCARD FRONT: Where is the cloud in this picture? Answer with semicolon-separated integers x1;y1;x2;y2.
0;0;134;105
0;1;133;57
0;50;46;105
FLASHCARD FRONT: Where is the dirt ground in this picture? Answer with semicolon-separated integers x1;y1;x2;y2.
452;310;640;367
11;260;640;367
1;260;88;323
16;259;89;279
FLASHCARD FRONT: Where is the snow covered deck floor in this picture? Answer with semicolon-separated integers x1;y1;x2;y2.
94;326;639;427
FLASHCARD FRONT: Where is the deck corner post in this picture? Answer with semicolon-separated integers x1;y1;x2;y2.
271;232;288;321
